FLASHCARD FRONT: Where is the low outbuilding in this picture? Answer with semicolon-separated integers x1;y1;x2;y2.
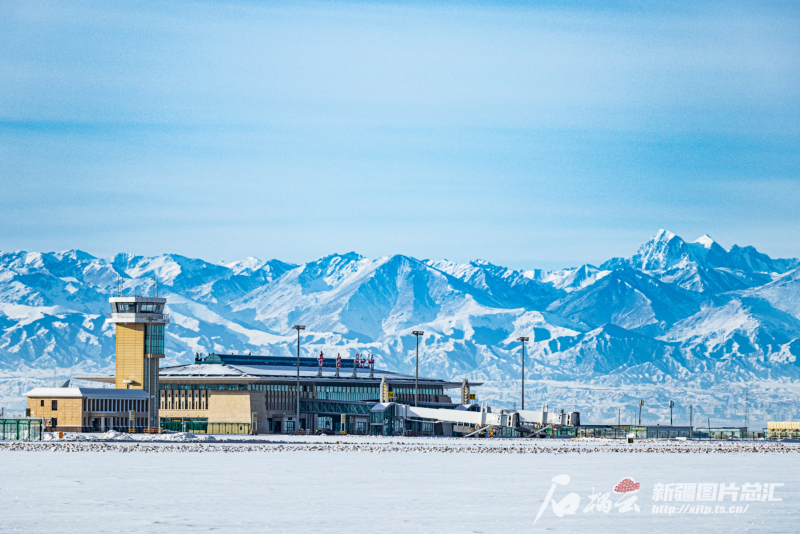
25;387;150;432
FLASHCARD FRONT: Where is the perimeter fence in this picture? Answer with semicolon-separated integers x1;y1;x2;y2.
0;418;43;441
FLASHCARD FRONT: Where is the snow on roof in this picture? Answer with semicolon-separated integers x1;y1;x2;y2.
25;387;149;398
159;363;249;377
158;362;470;387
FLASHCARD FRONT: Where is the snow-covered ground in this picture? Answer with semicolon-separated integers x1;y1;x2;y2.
1;441;798;533
33;430;800;451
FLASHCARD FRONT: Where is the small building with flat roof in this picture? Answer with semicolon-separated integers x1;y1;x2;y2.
25;387;150;432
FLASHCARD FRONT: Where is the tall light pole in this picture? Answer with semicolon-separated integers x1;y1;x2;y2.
292;325;305;432
745;389;748;431
517;337;529;410
412;331;424;407
669;400;675;426
638;399;645;426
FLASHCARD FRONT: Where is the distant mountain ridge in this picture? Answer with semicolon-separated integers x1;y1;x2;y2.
1;230;799;426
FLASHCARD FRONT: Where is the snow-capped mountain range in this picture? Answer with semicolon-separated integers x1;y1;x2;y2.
2;230;799;427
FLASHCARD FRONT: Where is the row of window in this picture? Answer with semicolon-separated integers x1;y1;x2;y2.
317;391;376;402
112;303;165;314
160;383;314;392
84;417;146;428
318;386;379;394
253;384;311;392
40;398;147;413
145;324;165;355
83;398;147;413
162;389;207;410
393;387;443;396
159;383;443;395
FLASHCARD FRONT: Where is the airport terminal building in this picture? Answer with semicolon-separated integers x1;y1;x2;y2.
25;294;479;435
157;353;472;435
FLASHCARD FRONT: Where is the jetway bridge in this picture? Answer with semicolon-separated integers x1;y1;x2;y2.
369;402;579;437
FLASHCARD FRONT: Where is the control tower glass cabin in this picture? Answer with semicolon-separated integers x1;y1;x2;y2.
108;296;169;428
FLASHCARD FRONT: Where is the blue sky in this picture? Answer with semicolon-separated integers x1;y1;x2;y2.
1;1;799;269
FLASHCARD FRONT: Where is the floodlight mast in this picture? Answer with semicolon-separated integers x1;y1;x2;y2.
292;325;305;432
412;331;424;407
517;337;529;410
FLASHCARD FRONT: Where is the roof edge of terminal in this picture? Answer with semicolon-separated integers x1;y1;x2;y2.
198;353;362;368
109;296;167;303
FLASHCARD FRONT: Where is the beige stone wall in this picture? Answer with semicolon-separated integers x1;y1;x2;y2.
27;397;83;427
115;324;145;389
159;391;267;433
208;391;253;423
768;421;800;430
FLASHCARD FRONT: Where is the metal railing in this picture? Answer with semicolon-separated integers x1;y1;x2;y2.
48;426;158;434
767;429;799;440
1;419;43;441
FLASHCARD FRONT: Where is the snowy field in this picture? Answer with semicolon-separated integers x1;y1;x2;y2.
1;436;799;533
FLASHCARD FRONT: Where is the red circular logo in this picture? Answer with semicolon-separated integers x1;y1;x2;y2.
613;478;641;493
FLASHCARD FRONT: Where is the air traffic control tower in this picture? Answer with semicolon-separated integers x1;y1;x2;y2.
108;296;169;429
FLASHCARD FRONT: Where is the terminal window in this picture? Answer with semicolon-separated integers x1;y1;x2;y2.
145;324;165;355
113;303;164;314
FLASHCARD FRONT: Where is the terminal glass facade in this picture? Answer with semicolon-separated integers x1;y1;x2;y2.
370;404;405;436
393;387;443;396
316;385;379;401
145;324;165;355
112;302;165;314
